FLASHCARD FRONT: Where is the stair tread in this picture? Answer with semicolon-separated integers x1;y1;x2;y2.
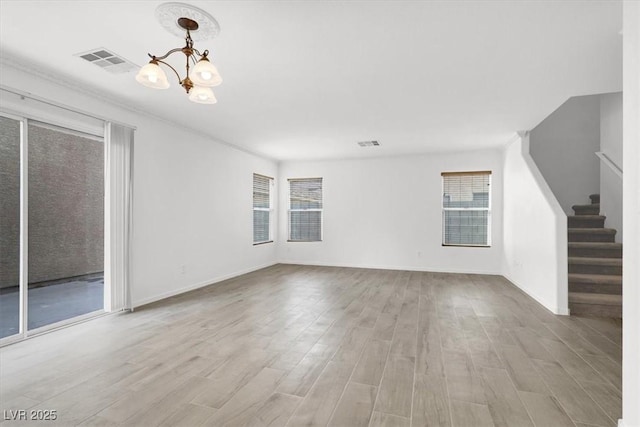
573;207;600;213
568;242;622;248
568;257;622;265
568;216;606;230
569;273;622;284
568;228;616;234
569;292;622;305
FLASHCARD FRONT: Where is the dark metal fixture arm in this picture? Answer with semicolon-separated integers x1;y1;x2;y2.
152;57;182;83
149;48;185;62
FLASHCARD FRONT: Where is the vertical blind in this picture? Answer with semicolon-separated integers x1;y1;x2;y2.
442;171;491;246
288;177;323;241
253;174;272;243
105;122;134;311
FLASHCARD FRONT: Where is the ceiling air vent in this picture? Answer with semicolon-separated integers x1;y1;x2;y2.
75;48;138;74
357;140;380;147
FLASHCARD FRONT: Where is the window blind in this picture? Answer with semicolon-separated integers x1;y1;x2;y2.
288;178;323;241
442;171;491;246
253;174;273;244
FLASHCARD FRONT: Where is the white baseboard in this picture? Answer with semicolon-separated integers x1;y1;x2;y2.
277;260;502;276
131;262;278;309
502;273;570;315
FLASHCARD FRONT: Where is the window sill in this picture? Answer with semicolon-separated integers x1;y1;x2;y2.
442;244;491;248
287;240;323;243
253;240;274;246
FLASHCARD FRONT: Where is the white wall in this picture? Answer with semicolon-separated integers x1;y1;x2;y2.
130;125;277;306
530;95;601;215
0;60;278;308
622;3;640;427
277;150;504;275
601;93;623;167
502;133;568;315
599;92;623;242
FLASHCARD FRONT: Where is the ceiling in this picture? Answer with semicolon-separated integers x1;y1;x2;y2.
0;1;622;161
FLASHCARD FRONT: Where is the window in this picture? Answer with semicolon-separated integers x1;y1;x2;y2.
288;178;323;242
442;171;491;246
253;173;273;244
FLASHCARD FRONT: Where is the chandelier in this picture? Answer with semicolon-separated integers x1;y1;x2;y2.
135;15;221;104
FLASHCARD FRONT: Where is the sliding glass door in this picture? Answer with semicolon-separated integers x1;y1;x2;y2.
0;115;22;339
27;122;104;330
0;113;105;343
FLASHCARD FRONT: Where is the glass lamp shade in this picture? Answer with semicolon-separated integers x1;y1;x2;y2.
135;61;170;89
191;58;222;87
189;86;217;104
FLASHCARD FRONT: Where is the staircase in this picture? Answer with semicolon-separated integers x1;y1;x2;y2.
568;194;622;318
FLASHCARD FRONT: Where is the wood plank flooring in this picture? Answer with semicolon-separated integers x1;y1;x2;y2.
0;264;622;426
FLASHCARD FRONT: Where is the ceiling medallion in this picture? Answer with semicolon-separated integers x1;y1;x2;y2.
155;2;220;41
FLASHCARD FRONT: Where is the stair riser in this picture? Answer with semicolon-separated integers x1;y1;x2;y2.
568;234;615;243
568;217;605;228
573;206;600;215
568;264;622;275
569;282;622;295
569;247;622;258
589;195;600;204
569;302;621;318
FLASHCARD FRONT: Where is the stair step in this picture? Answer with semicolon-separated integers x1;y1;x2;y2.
573;203;600;215
569;292;622;318
569;292;622;305
568;242;622;258
569;273;622;294
569;257;622;266
568;257;622;275
568;215;606;228
568;228;616;242
569;283;622;295
589;194;600;204
569;273;622;285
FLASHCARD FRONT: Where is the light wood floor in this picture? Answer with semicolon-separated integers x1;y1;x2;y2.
0;265;622;426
